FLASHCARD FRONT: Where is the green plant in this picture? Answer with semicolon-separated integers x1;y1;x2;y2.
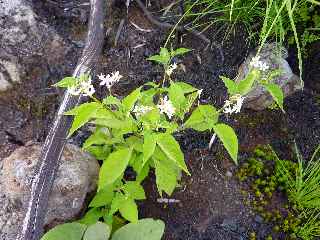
48;46;283;238
41;218;165;240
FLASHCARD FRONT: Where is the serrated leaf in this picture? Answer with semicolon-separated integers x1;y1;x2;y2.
237;70;260;95
83;222;111;240
143;131;156;166
89;186;114;208
156;133;190;174
184;105;218;131
53;77;77;88
119;198;138;223
123;181;146;200
65;102;102;137
111;218;165;240
41;223;87;240
154;157;178;196
213;124;238;164
220;76;237;95
78;208;103;225
168;82;187;118
264;83;284;112
99;148;132;188
122;87;141;112
85;145;111;161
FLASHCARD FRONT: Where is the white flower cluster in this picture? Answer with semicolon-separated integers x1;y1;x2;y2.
157;96;175;119
223;94;245;115
98;71;122;90
69;77;95;97
132;105;153;117
249;56;269;72
165;63;177;77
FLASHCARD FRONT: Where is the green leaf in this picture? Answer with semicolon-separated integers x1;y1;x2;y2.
119;198;138;223
168;82;187;118
147;48;170;65
171;48;191;57
89;186;114;208
103;96;122;107
174;82;197;94
111;218;165;240
154;156;178;196
83;129;108;149
41;223;87;240
83;222;111;240
99;148;132;188
109;193;126;215
86;145;111;161
122;87;141;112
264;83;284;112
136;163;150;183
143;131;156;166
159;47;170;64
65;102;102;137
213;124;238;164
126;136;143;152
184;105;218;131
78;208;103;225
53;77;77;88
237;70;260;95
156;133;190;175
123;181;146;200
220;76;237;95
112;219;164;240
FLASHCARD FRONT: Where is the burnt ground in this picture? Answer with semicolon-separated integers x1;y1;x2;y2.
1;1;320;239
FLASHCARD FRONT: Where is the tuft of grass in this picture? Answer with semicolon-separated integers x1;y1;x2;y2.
297;210;320;240
276;144;320;210
183;0;320;84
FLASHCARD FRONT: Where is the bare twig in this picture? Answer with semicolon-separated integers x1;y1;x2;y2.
17;0;106;240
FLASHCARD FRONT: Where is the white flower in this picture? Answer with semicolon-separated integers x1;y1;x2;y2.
98;71;122;90
68;86;82;96
68;77;95;96
223;94;245;114
197;89;203;98
157;96;175;119
249;55;269;72
80;81;95;96
165;63;178;76
132;105;153;117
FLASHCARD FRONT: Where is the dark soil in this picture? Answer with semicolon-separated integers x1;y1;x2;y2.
1;1;320;239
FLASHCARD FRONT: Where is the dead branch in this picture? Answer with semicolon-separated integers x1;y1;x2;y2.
17;0;106;239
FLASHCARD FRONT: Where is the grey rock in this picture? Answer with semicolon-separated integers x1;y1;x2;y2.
0;143;100;239
0;0;70;92
236;43;303;110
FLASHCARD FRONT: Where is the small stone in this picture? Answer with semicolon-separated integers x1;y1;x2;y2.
236;43;303;110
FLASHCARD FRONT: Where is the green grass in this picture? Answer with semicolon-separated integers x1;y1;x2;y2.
276;144;320;210
297;210;320;240
183;0;320;84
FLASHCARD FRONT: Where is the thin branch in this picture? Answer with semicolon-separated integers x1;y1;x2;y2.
17;0;107;239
